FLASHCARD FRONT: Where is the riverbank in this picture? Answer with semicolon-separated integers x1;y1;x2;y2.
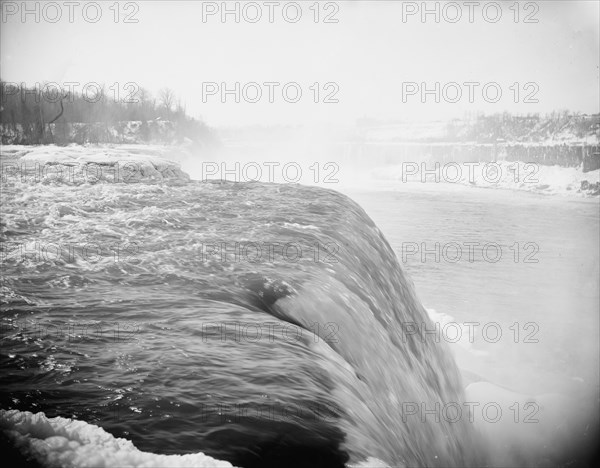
2;143;599;197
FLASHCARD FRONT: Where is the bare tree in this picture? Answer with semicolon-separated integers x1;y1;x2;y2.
158;87;175;113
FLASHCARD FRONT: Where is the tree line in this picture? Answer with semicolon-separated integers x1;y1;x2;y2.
0;80;215;145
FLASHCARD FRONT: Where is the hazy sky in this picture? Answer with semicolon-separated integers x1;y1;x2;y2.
1;0;598;126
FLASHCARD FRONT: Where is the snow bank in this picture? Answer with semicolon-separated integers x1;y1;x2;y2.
370;160;600;196
0;409;234;468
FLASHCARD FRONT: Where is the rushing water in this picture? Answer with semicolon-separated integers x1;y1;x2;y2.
1;150;598;467
1;174;480;467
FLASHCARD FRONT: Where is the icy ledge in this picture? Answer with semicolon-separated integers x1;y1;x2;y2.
0;409;234;468
2;144;191;184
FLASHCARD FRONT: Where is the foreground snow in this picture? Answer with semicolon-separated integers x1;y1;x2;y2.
0;409;391;468
0;409;234;468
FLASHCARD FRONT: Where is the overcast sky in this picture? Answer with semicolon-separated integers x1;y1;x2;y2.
1;0;598;126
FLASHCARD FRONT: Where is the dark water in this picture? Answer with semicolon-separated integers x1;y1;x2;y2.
1;178;480;467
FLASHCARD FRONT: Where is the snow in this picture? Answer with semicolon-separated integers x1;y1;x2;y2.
370;160;600;196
